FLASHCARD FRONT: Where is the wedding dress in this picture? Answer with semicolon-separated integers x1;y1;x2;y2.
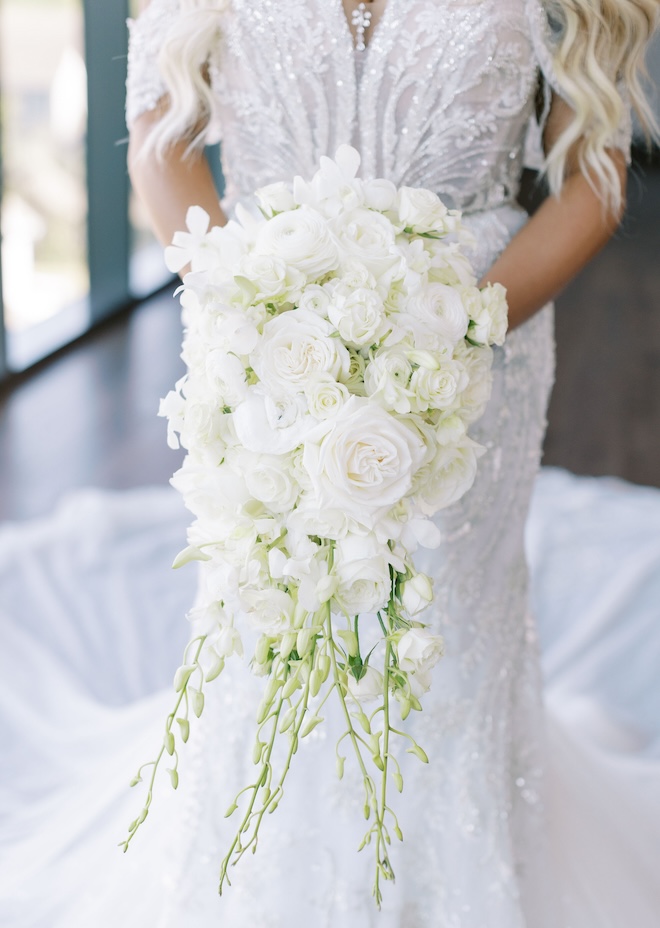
1;1;659;926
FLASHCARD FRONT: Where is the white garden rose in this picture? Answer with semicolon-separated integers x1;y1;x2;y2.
333;532;392;615
251;309;350;396
255;207;340;279
331;207;399;279
399;572;434;616
239;451;300;513
397;187;450;234
241;589;295;635
454;342;494;424
397;627;445;673
468;282;508;347
347;664;385;703
304;373;350;419
363;347;414;414
410;359;468;413
337;350;367;395
302;396;427;528
415;437;483;515
407;282;469;348
362;178;398;212
297;284;331;318
328;287;388;349
254;181;297;217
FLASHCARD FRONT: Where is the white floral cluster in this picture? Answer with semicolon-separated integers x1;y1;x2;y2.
127;146;507;903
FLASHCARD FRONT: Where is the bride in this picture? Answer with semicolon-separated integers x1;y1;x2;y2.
1;1;659;926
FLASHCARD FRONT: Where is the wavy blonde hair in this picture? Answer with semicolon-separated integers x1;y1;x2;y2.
147;0;659;210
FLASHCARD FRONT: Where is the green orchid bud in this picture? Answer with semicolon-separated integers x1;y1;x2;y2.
309;668;323;697
296;627;315;656
290;732;299;755
355;710;371;734
293;601;308;629
337;629;359;657
137;808;148;825
372;754;384;771
363;803;371;820
128;818;138;833
164;731;175;755
224;802;238;818
394;824;404;841
336;755;345;779
205;655;225;683
255;635;272;665
172;545;212;569
279;631;297;661
191;689;205;718
176;717;190;743
129;775;142;788
252;740;265;765
407;742;429;763
167;768;179;790
317;653;331;681
173;664;196;693
300;714;324;737
393;772;404;792
278;706;297;733
282;672;302;699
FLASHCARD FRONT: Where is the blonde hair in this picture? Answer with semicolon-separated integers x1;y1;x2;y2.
544;0;659;213
147;0;659;210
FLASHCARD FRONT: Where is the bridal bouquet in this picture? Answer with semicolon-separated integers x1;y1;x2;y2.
121;145;507;904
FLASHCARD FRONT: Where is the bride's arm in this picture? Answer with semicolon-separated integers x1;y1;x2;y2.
480;94;627;331
128;101;227;249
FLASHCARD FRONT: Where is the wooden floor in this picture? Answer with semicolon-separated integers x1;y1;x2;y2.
1;163;659;522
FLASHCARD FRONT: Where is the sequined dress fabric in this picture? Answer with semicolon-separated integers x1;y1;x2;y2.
2;2;649;927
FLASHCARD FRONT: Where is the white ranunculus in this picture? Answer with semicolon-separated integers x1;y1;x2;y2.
297;284;331;318
400;572;434;616
397;187;449;235
255;207;340;279
331;207;399;279
363;348;414;414
397;627;445;674
468;283;508;347
328;287;388;349
254;181;296;217
407;282;469;348
304;373;350;420
302;397;427;528
251;309;350;396
336;257;376;292
240;451;299;513
410;360;468;413
241;588;295;636
415;437;483;515
347;664;385;703
232;388;314;454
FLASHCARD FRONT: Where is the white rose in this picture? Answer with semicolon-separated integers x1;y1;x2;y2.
454;342;494;424
363;347;414;414
236;252;305;302
232;388;314;454
255;181;296;217
410;360;468;413
347;664;385;703
414;437;483;515
304;373;350;419
241;588;295;635
362;178;398;212
240;451;300;513
302;396;427;529
397;627;445;673
397;187;450;234
251;309;350;396
255;207;339;279
331;207;400;279
399;572;434;616
407;282;469;348
336;257;376;291
333;532;392;615
468;283;508;347
328;288;389;349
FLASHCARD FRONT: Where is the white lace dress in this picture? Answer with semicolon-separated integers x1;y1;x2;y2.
1;2;658;927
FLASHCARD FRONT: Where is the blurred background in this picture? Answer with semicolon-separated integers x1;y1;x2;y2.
0;1;658;521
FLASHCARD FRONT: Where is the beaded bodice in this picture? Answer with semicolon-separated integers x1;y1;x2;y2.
126;0;573;216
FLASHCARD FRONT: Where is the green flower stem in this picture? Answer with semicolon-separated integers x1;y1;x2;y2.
325;602;393;907
121;635;206;853
374;627;394;905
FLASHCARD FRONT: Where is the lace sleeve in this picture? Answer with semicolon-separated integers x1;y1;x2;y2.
525;0;632;160
126;0;182;129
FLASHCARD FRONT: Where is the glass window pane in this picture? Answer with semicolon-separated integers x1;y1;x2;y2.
0;0;89;371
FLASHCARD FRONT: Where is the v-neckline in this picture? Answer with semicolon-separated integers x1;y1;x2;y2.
337;0;392;59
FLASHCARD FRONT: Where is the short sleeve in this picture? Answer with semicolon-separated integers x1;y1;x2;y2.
525;0;633;161
125;0;182;129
